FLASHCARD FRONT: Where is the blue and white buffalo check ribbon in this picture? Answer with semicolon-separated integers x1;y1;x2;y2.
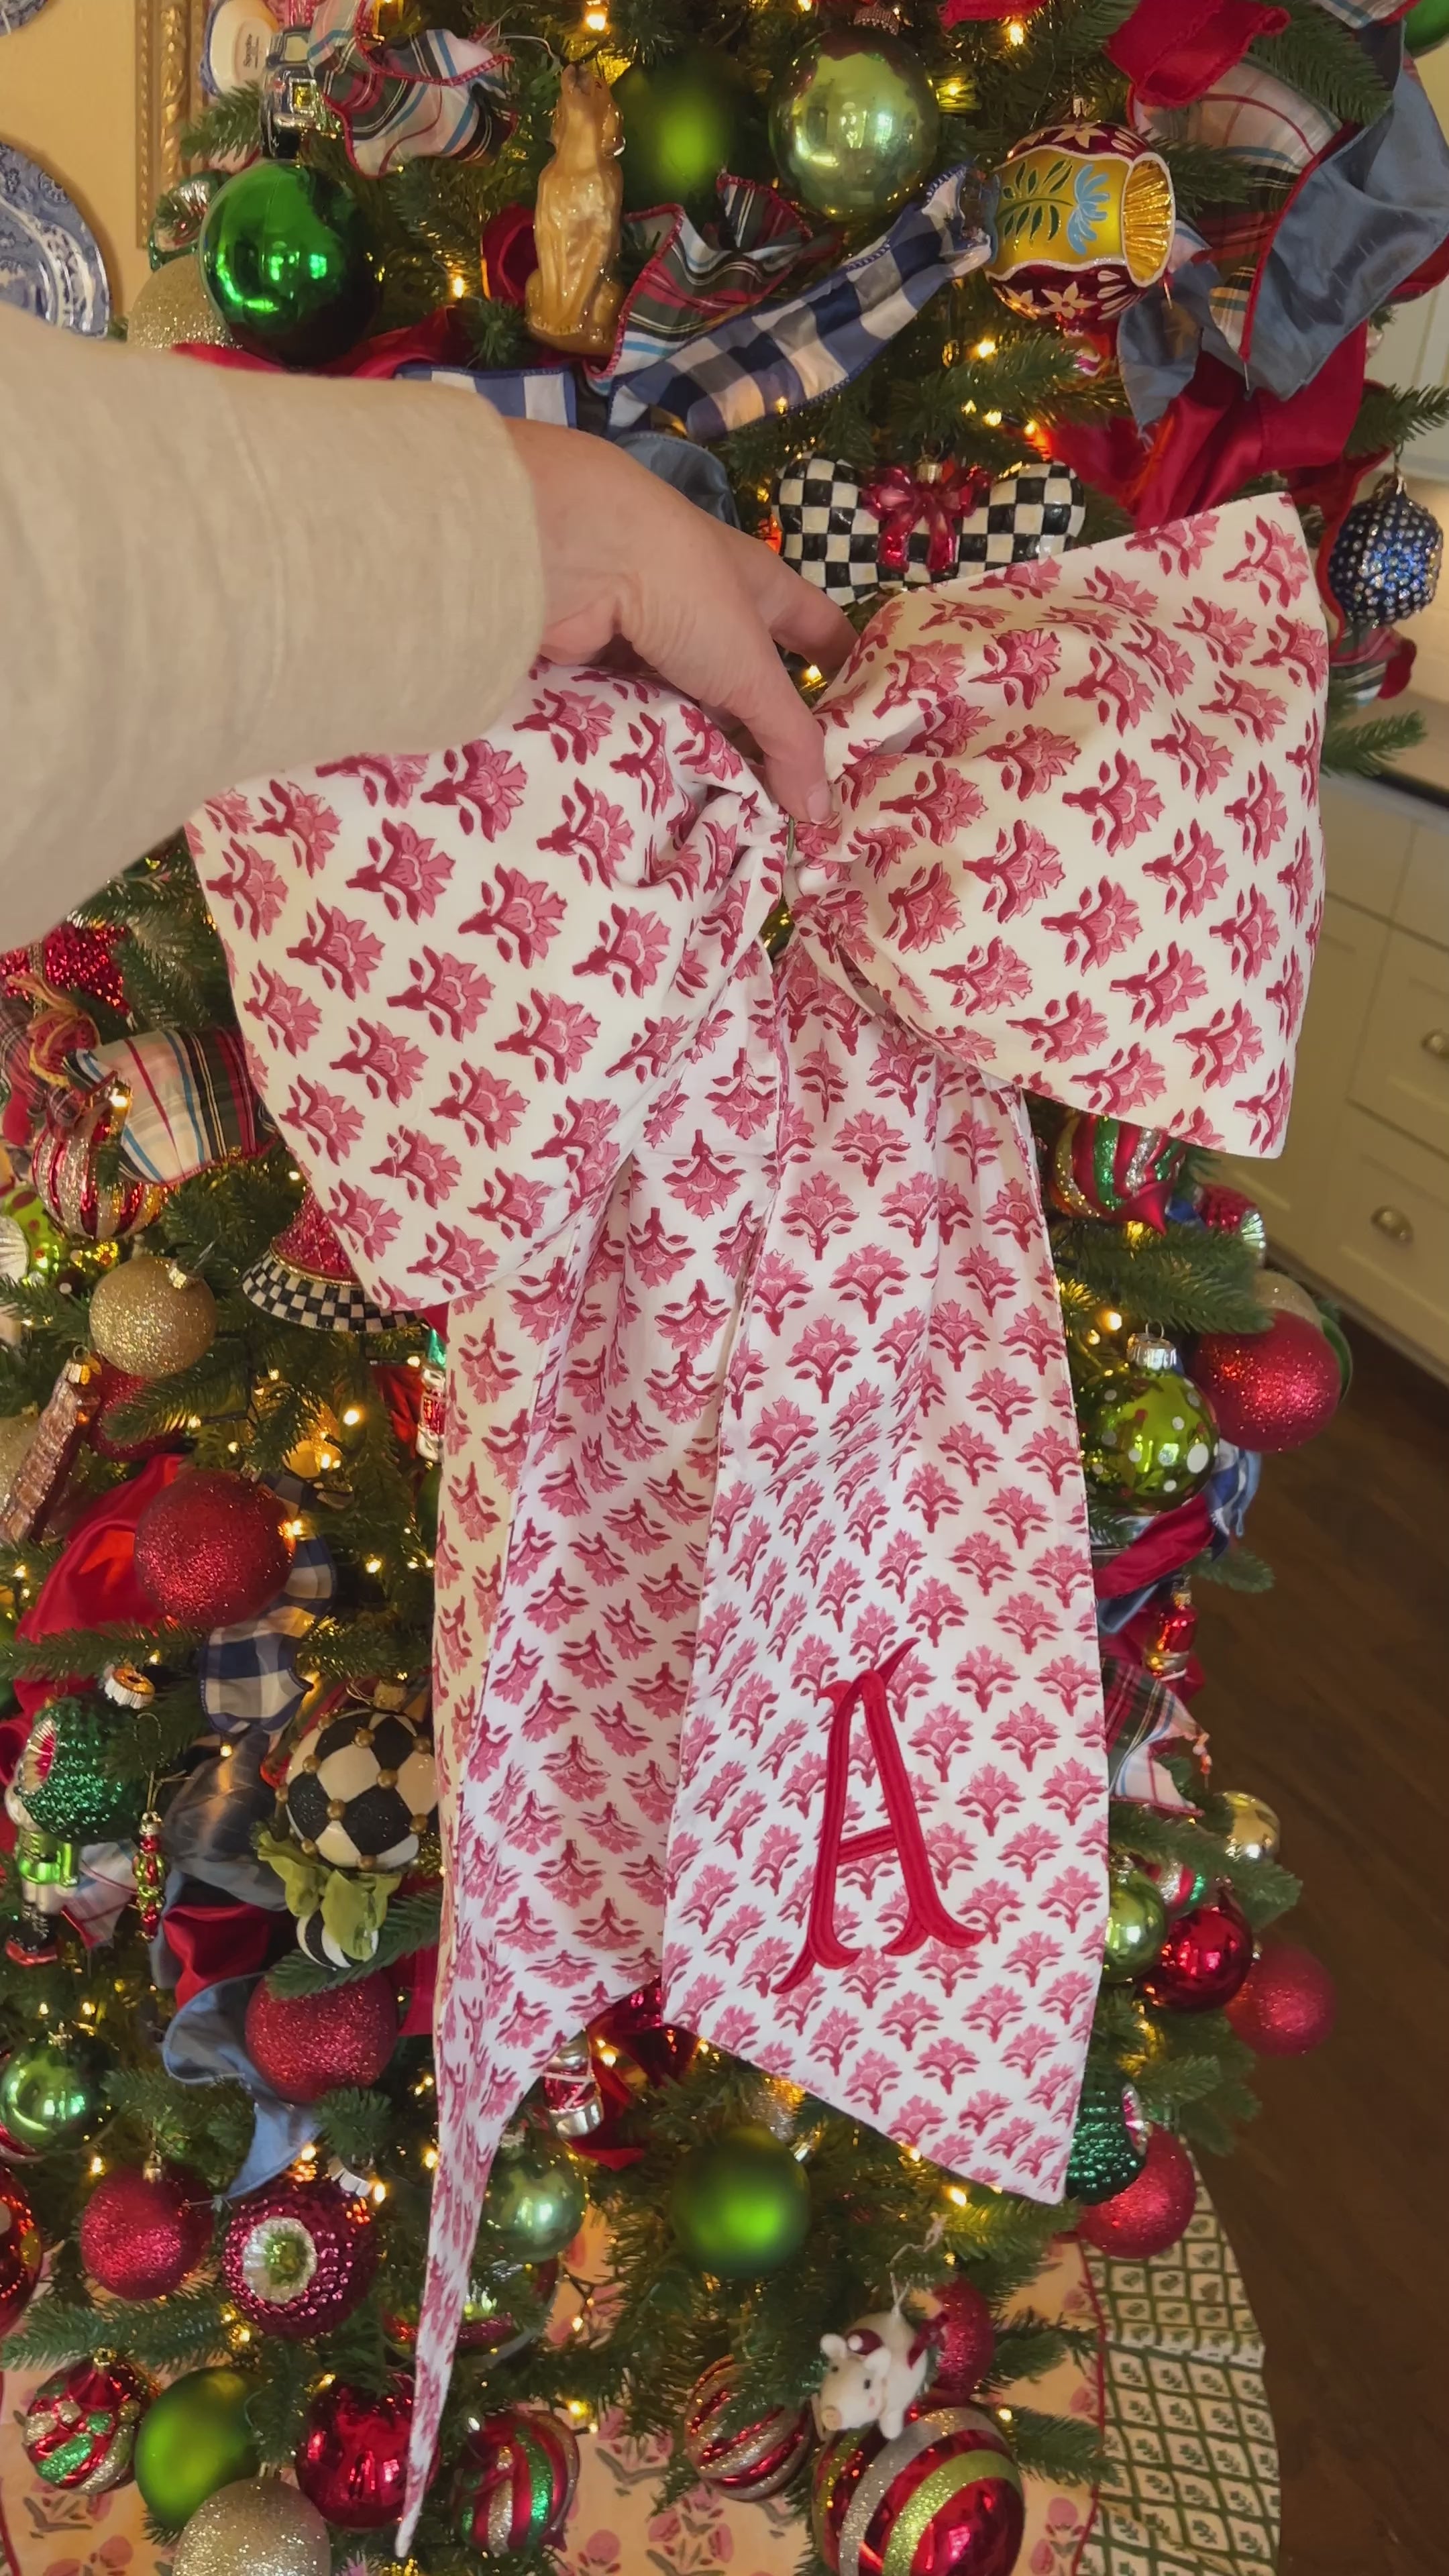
395;363;578;427
198;1479;335;1736
597;166;993;440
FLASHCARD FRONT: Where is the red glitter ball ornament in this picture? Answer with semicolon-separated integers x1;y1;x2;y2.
928;2275;997;2400
812;2402;1024;2575
244;1972;397;2106
221;2175;376;2339
80;2161;212;2300
1191;1315;1340;1452
1142;1895;1254;2013
296;2374;413;2530
133;1469;293;1626
91;1364;180;1464
0;2170;43;2334
1226;1938;1337;2056
1077;2127;1197;2260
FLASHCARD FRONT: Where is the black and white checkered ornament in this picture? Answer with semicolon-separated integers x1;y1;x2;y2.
282;1693;437;1872
775;454;1085;606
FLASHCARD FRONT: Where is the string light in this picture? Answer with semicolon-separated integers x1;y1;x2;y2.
973;336;997;360
983;408;1003;427
583;1;608;26
364;1554;384;1575
1004;15;1028;43
944;2183;969;2206
341;1406;364;1427
89;2153;106;2176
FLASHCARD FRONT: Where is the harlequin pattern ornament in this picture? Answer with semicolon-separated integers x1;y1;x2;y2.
684;2356;814;2497
1191;1313;1340;1453
480;2129;588;2260
296;2375;413;2530
1227;1937;1336;2056
987;119;1173;326
1102;1865;1167;1982
221;2174;377;2338
172;2475;332;2576
1327;473;1442;634
1079;1334;1217;1511
134;2368;260;2524
775;455;1083;606
17;1694;141;1840
1077;2125;1196;2260
244;1970;398;2104
0;2169;42;2333
769;30;941;221
926;2277;996;2402
1048;1111;1186;1232
670;2123;812;2277
80;2160;212;2300
0;2030;104;2152
281;1694;436;1870
812;2402;1024;2576
87;1252;217;1378
134;1469;294;1627
244;1185;409;1332
21;2355;154;2493
199;160;380;366
450;2405;580;2556
1065;2063;1148;2204
1218;1789;1280;1864
1143;1895;1254;2014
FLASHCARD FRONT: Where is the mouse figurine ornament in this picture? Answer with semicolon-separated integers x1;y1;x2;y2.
814;2301;936;2441
525;62;624;358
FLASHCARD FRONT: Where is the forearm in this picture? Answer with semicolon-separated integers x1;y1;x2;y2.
0;305;543;945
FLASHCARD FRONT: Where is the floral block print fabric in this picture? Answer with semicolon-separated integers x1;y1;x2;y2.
182;494;1326;2538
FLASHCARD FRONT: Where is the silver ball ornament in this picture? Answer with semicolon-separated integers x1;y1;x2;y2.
172;2478;331;2576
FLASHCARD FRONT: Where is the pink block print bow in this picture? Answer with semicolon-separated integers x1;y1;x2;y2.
184;496;1326;2546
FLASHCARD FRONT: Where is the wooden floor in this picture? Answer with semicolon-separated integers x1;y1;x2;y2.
1193;1322;1448;2574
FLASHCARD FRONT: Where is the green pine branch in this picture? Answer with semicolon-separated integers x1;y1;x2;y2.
1008;2404;1107;2486
1050;1217;1265;1335
1348;382;1449;460
264;1889;441;1994
1247;1;1391;128
3;2284;231;2371
1322;710;1428;777
1187;1541;1275;1593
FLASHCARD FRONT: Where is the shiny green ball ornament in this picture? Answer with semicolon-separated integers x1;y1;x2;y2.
482;2133;588;2261
0;2033;103;2153
769;31;941;222
615;51;764;223
670;2122;812;2277
134;2368;260;2525
199;162;379;367
1407;0;1449;54
1080;1332;1217;1512
1219;1789;1281;1864
1065;2065;1148;2206
1103;1868;1167;1982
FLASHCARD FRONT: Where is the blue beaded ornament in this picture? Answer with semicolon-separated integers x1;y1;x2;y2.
1328;472;1442;633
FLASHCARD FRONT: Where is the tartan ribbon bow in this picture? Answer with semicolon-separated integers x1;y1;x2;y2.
859;459;990;575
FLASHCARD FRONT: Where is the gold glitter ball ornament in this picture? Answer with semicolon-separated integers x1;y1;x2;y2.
88;1253;217;1379
0;1413;40;1495
172;2477;331;2576
126;254;237;352
1219;1788;1281;1864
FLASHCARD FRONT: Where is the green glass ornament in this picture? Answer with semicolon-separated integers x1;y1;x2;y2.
133;2368;260;2525
1080;1332;1217;1512
769;30;941;222
1219;1788;1280;1864
199;162;379;367
615;50;765;223
482;2133;588;2261
1065;2065;1148;2206
1103;1866;1167;1981
19;1697;142;1841
1318;1308;1353;1399
1407;0;1449;54
669;2122;812;2277
0;2033;104;2152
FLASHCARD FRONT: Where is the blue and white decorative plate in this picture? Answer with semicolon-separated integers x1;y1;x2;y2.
0;0;57;34
0;141;111;334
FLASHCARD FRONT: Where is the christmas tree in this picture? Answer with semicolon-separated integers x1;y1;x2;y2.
0;1;1440;2569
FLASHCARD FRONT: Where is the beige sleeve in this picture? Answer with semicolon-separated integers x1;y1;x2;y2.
0;303;545;949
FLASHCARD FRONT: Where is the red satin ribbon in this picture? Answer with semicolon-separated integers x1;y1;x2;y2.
859;462;988;578
1092;1494;1214;1603
13;1452;184;1717
1108;0;1289;107
164;1893;289;2008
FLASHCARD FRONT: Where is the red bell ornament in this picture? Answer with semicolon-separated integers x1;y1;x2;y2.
1191;1313;1340;1452
297;2374;414;2530
812;2402;1024;2575
1226;1937;1337;2055
1077;2125;1196;2260
1142;1894;1254;2013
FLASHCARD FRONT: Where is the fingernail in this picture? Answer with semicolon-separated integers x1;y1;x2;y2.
807;786;836;825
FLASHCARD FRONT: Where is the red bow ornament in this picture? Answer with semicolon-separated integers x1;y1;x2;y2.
859;458;989;577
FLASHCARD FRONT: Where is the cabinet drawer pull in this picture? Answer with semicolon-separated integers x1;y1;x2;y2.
1371;1203;1415;1246
1424;1028;1449;1061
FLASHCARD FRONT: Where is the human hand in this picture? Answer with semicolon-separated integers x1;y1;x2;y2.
504;420;853;823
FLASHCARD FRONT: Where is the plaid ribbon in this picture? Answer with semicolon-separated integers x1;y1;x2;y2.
72;1028;269;1185
1135;62;1338;360
307;0;511;177
596;179;840;382
601;166;993;439
197;1479;336;1736
1102;1652;1203;1811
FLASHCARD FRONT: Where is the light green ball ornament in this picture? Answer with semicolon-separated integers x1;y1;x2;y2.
1103;1867;1168;1982
769;30;941;221
0;2033;104;2152
1407;0;1449;55
1219;1789;1280;1864
482;2133;588;2260
199;162;379;367
133;2369;259;2526
670;2122;812;2277
1081;1333;1217;1512
615;50;765;223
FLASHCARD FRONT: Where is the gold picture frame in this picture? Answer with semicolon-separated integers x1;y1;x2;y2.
134;0;209;246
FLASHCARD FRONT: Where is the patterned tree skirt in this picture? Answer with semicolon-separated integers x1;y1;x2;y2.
0;2174;1277;2576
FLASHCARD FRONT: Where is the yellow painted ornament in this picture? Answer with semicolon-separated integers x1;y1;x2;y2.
125;253;238;351
88;1253;217;1379
1219;1789;1280;1864
987;119;1174;327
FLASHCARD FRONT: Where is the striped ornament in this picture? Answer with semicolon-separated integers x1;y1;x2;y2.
451;2405;579;2557
684;2356;814;2498
812;2404;1024;2576
1047;1111;1185;1233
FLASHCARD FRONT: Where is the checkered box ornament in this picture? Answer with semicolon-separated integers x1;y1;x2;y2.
775;453;1084;605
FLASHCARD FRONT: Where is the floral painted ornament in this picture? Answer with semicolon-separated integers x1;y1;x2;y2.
182;496;1326;2544
987;119;1175;327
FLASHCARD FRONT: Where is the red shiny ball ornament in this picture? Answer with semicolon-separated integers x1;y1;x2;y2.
296;2374;413;2530
1077;2127;1196;2259
221;2175;376;2339
1142;1895;1254;2013
0;2170;43;2334
80;2162;211;2300
813;2402;1024;2575
1191;1316;1340;1452
244;1972;397;2106
1226;1938;1337;2055
133;1469;294;1626
928;2276;997;2400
